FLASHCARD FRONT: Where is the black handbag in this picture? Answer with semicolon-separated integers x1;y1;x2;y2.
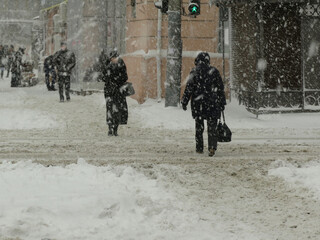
217;111;232;142
120;82;135;97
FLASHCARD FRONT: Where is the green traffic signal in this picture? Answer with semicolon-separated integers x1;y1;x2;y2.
188;2;200;15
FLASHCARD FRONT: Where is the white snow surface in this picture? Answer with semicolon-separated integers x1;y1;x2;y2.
1;76;320;239
0;108;59;130
269;160;320;200
0;159;225;240
0;81;59;130
135;98;320;130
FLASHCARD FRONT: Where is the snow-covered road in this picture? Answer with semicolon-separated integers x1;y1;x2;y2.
1;78;320;240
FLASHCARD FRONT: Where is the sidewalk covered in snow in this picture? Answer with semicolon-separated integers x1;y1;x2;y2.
1;77;320;239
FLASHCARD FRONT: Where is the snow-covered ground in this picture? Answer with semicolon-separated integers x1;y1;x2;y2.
1;159;228;240
1;76;320;240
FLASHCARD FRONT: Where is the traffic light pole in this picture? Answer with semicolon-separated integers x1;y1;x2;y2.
165;0;182;107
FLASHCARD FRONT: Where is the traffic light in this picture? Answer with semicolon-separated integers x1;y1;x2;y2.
188;0;200;16
154;0;169;14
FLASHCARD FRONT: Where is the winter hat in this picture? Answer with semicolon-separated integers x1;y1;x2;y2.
109;50;119;59
195;52;210;66
60;41;67;47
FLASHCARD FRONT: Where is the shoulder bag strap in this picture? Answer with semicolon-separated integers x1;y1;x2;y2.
222;111;226;123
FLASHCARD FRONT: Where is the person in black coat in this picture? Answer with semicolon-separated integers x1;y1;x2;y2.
44;55;56;91
182;52;226;157
53;41;76;102
11;47;25;87
101;50;128;136
6;45;14;78
0;45;5;79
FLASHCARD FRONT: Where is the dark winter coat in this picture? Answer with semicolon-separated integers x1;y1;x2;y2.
87;50;110;82
53;49;76;76
182;52;226;120
102;58;128;125
44;55;55;74
0;49;5;68
7;49;14;67
11;50;23;74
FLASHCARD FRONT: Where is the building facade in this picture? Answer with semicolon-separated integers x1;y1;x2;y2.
39;0;126;91
124;0;230;103
215;0;320;113
38;0;229;103
0;0;41;66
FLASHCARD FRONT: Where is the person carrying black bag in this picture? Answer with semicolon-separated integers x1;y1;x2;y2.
101;50;129;136
182;52;227;157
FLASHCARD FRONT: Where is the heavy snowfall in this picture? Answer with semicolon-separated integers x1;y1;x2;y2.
1;74;320;239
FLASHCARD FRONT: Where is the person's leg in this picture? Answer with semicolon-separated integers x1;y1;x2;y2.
108;124;113;136
45;73;50;90
11;73;16;87
1;68;4;79
195;117;204;153
207;118;218;156
17;73;22;86
51;71;56;90
106;96;114;136
6;65;10;78
58;76;64;101
113;124;119;136
65;76;71;101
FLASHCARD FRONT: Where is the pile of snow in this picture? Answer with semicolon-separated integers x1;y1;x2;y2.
0;159;239;240
0;91;27;107
0;109;59;130
132;99;193;130
133;99;320;130
0;78;59;130
269;160;320;199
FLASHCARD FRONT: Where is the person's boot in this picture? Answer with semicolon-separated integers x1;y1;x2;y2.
113;125;118;136
108;126;113;136
209;149;215;157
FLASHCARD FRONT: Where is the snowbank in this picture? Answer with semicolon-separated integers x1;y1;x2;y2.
0;109;59;130
131;99;193;130
0;78;59;130
269;160;320;199
132;99;320;130
0;159;239;240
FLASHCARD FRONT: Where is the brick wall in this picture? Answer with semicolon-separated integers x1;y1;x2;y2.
124;0;230;103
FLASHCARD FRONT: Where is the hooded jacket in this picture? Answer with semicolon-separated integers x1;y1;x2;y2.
182;52;226;119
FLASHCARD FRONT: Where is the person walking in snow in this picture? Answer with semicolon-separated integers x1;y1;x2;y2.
11;47;25;87
101;50;128;136
0;45;6;79
181;52;226;157
53;41;76;102
6;45;14;78
44;55;56;91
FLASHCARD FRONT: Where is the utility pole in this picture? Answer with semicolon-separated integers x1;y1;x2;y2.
165;0;182;107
